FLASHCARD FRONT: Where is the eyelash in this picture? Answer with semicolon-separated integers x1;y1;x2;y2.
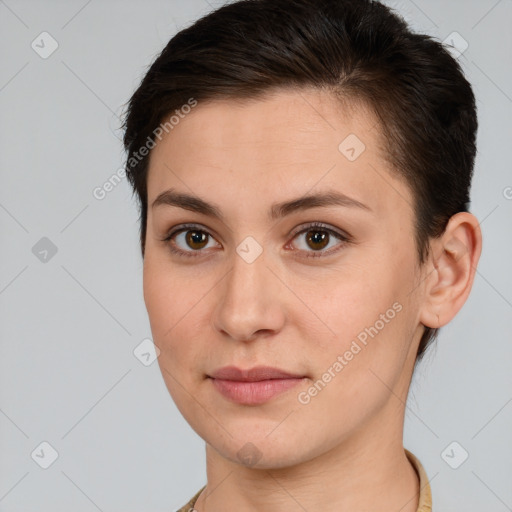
161;222;351;260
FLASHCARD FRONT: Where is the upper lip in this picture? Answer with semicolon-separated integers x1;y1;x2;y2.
209;365;305;382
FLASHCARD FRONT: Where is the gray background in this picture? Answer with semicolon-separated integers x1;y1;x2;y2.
0;0;511;511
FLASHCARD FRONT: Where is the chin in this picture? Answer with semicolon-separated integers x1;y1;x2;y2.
207;433;318;470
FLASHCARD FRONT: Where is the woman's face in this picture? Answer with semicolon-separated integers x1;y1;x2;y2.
143;88;427;468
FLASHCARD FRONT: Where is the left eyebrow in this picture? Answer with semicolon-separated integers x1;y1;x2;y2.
151;188;372;221
269;190;372;220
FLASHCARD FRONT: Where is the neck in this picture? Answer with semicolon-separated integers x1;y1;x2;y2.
195;399;420;512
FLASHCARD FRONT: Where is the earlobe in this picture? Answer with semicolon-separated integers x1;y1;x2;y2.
419;212;482;329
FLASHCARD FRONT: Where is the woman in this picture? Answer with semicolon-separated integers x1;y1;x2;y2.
122;0;482;510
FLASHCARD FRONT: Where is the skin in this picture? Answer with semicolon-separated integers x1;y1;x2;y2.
142;87;482;512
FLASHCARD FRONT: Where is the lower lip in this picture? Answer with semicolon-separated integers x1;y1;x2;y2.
210;377;304;405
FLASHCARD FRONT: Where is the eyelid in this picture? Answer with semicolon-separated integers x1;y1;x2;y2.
289;221;350;240
286;221;351;258
161;221;351;258
160;223;221;258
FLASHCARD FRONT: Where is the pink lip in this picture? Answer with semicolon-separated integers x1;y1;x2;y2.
208;365;306;405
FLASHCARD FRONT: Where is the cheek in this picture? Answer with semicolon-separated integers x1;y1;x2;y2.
143;259;172;336
142;256;215;378
307;250;416;382
143;257;192;354
297;293;412;433
143;249;193;325
309;260;396;340
143;261;204;412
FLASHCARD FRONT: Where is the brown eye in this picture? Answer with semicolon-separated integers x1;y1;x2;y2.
163;222;350;260
290;222;350;258
162;224;220;258
184;230;209;250
305;229;330;251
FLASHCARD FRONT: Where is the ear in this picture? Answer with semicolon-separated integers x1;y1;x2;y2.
419;212;483;329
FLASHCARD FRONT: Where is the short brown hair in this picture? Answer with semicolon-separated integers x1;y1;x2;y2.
122;0;478;364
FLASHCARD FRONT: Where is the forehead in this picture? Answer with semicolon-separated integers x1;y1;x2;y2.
146;88;414;221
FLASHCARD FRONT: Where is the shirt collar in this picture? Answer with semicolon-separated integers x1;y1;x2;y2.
405;448;432;511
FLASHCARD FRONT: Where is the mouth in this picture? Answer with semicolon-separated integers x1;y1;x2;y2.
207;365;308;405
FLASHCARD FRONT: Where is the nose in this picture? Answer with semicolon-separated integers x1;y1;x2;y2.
210;246;286;343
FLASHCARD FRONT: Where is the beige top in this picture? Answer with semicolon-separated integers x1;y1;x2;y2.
176;448;432;512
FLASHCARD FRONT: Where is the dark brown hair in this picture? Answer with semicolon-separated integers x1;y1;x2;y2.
121;0;478;364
